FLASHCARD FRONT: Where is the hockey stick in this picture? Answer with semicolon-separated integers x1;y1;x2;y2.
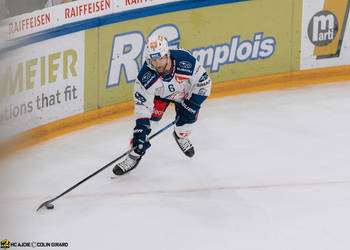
36;118;179;211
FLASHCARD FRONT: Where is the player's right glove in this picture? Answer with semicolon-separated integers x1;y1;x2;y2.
132;120;151;156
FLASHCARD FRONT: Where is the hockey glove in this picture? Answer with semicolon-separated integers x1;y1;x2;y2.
175;99;201;126
132;123;151;156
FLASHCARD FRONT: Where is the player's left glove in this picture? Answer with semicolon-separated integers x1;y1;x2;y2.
175;99;201;126
132;120;151;156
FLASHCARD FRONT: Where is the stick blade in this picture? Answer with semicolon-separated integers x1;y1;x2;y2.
36;200;53;212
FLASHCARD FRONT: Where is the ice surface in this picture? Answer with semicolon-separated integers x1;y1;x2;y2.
1;81;350;250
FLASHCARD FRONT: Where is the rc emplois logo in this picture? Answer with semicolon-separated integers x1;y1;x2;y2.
106;24;276;88
307;0;350;59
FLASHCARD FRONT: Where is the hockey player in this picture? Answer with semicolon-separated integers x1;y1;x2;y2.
112;34;212;175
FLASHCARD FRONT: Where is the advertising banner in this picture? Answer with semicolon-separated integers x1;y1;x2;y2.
90;0;301;107
0;31;85;142
0;0;182;42
300;0;350;69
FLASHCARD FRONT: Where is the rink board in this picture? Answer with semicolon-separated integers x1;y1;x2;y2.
300;0;350;69
88;0;301;109
0;32;85;142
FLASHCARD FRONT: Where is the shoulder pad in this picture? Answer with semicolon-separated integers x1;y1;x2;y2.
137;64;159;89
170;49;196;76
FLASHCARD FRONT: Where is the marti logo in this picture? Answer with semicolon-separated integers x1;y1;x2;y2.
307;0;350;59
308;11;339;47
106;24;276;88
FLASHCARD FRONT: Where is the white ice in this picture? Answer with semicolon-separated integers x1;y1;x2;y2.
1;81;350;250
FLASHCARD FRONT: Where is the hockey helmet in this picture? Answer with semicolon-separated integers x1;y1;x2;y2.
144;34;169;60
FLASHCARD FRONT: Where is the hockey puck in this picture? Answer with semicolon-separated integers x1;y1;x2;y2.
45;203;54;209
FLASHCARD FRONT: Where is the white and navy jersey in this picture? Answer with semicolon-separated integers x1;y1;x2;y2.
134;49;212;120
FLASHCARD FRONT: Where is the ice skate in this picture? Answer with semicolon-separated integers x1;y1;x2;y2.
112;155;142;175
173;131;195;157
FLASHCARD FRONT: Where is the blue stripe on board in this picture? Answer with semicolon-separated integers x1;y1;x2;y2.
1;0;249;54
